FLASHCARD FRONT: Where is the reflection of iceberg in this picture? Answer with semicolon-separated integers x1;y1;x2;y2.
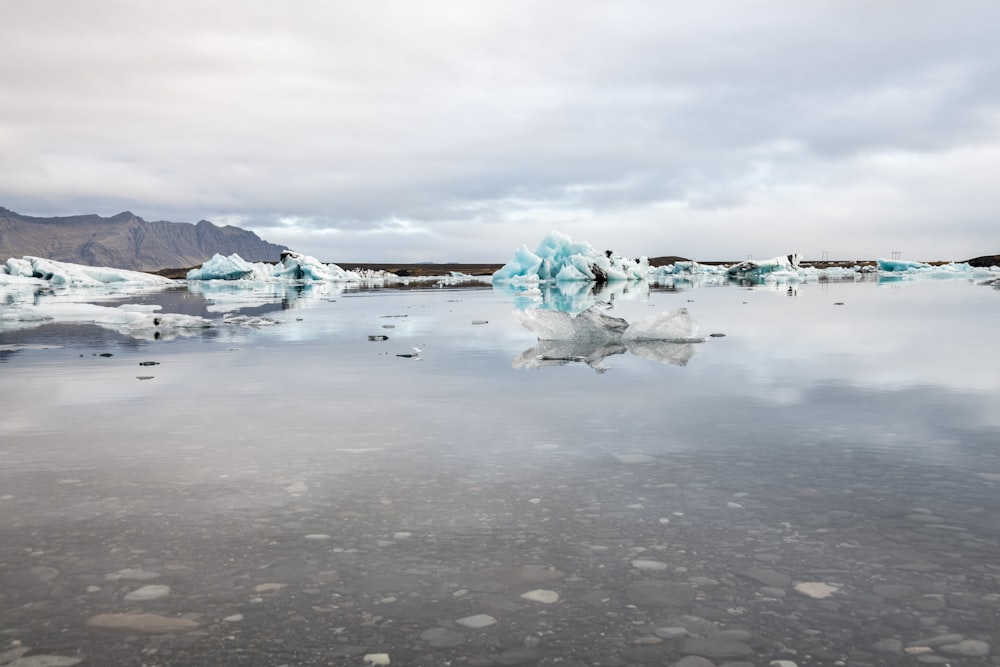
188;280;347;312
187;251;370;282
493;231;648;285
497;279;649;314
625;340;698;366
0;302;212;340
514;340;627;373
621;309;702;343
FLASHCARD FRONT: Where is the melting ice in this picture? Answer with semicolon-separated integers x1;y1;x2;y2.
492;231;648;285
513;303;704;371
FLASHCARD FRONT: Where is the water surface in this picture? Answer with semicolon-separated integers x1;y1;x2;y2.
1;279;999;666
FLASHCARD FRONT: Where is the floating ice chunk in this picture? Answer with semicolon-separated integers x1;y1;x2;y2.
512;303;628;341
727;254;801;279
273;251;361;281
1;256;174;287
186;253;256;280
514;303;701;344
876;258;996;279
493;231;648;284
623;308;702;342
648;260;729;277
186;251;364;282
513;304;704;369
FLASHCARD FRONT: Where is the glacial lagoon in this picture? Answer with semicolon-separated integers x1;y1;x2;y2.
1;277;999;666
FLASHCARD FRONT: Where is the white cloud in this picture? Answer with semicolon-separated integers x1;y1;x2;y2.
2;0;999;261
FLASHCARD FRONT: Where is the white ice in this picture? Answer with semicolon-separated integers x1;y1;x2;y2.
187;251;375;282
514;303;702;343
726;254;802;279
1;256;174;288
492;231;648;285
512;303;630;342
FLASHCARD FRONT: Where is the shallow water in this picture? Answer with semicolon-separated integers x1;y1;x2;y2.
1;279;999;666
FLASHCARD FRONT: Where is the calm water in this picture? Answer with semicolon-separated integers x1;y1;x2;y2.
1;278;999;666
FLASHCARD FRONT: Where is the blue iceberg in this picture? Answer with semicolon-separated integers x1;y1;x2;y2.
876;258;933;272
492;231;648;285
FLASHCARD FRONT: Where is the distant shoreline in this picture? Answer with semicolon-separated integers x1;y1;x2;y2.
154;254;1000;279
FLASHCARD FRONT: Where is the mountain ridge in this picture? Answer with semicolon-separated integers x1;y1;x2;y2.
0;207;287;271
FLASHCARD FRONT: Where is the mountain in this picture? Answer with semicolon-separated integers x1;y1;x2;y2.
0;207;287;271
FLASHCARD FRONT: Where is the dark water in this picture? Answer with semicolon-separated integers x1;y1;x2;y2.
1;279;999;666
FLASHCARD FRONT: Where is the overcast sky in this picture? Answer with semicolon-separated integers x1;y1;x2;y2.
2;1;998;262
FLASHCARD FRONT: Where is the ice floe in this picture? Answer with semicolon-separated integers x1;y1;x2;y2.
513;303;704;371
492;231;648;285
514;303;702;343
1;256;174;288
187;250;367;282
876;258;997;279
727;254;802;280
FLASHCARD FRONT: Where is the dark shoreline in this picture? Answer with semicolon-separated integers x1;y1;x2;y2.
153;254;1000;279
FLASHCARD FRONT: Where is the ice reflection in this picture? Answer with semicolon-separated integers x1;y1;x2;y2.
494;279;650;313
515;338;697;372
188;279;350;312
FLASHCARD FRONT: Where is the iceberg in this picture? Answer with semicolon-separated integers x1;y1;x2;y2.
512;303;629;342
727;254;802;279
1;256;174;288
187;251;366;282
875;258;993;278
876;257;933;272
492;231;648;285
512;303;705;371
186;253;256;280
514;303;703;343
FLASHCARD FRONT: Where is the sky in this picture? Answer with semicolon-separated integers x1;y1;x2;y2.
2;1;999;263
